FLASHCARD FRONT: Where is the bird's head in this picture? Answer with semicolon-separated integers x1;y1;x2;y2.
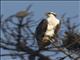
46;12;57;17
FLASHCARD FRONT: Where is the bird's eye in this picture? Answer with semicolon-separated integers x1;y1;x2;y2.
48;13;50;14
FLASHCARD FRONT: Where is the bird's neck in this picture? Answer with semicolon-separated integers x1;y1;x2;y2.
47;15;59;26
47;15;57;21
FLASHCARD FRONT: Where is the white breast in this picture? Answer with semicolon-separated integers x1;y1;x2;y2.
45;15;59;36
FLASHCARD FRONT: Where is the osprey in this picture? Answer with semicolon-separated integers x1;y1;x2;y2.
35;12;60;50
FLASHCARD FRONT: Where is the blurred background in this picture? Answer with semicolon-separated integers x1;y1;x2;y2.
1;1;80;60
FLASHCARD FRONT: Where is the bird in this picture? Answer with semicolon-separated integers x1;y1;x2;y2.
35;12;60;50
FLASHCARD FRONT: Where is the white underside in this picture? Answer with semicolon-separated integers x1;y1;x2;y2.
45;15;59;37
45;29;55;36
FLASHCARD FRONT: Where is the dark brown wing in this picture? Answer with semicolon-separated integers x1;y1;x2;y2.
35;19;48;49
35;19;48;40
54;23;61;35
